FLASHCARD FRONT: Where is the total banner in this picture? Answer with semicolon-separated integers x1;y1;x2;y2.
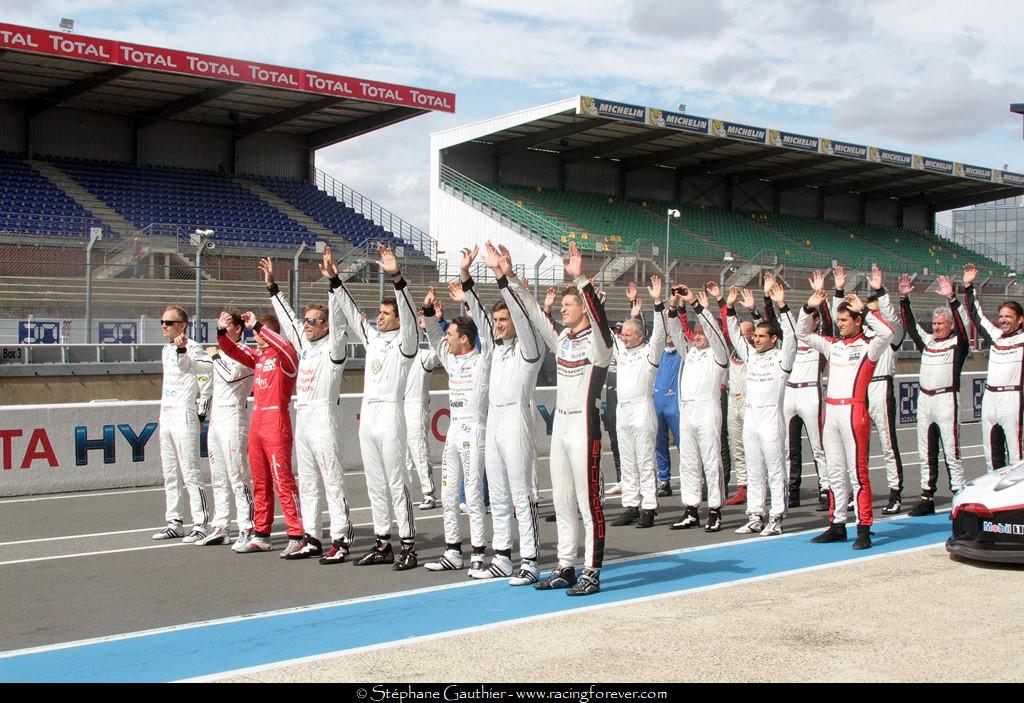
0;389;560;497
0;22;455;113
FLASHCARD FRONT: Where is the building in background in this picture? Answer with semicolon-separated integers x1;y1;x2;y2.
951;196;1024;269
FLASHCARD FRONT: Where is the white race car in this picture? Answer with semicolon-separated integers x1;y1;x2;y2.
947;461;1024;564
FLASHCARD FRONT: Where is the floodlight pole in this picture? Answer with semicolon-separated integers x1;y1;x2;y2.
193;229;215;342
293;242;308;312
84;227;103;344
665;209;680;276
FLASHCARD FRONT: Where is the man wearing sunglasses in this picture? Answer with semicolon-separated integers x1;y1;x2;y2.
263;246;354;563
153;306;214;543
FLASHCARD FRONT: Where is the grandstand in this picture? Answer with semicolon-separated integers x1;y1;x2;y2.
431;96;1024;287
0;20;453;344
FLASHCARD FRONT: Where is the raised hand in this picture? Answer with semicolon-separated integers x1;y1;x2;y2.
963;263;977;286
626;281;638;302
563;242;583;279
898;273;914;297
459;245;479;274
631;298;643;316
868;265;883;290
319;245;338;279
447;280;466;303
543;286;558;312
258;257;275;285
936;275;954;299
680;283;696;305
483;241;502;274
423;286;437;310
378;244;400;276
706;281;721;300
669;291;682;309
597;289;608;305
217;311;233;329
695;290;710;309
834;264;846;290
496;244;515;278
806;289;826;309
173;333;188;349
844;293;864;313
241;311;257;329
768;282;786;306
762;271;775;297
648;275;663;301
726;285;740;307
808;270;825;292
740;288;756;310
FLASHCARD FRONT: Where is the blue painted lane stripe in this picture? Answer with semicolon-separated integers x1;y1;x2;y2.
0;515;951;683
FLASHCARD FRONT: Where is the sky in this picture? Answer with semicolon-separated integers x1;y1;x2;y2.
3;0;1023;230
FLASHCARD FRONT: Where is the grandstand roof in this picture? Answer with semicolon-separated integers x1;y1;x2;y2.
0;22;455;149
437;96;1024;212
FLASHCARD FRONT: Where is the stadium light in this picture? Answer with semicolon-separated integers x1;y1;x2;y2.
665;208;680;275
677;104;687;113
59;18;74;33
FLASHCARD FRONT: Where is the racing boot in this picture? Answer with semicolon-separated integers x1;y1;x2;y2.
724;484;747;506
635;509;656;529
787;492;801;508
566;568;601;597
908;497;935;517
612;506;640;526
810;522;848;543
657;481;673;498
534;565;577;590
393;541;418;571
816;490;830;512
355;538;395;566
669;506;700;530
704;508;722;533
881;489;902;515
852;525;872;550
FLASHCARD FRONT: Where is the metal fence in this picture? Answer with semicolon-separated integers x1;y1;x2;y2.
0;232;440;345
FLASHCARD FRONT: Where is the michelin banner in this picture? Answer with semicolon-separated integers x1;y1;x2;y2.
768;130;819;152
0;389;558;497
577;96;646;123
646;108;709;135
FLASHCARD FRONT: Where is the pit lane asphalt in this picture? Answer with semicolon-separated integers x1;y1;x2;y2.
0;423;987;654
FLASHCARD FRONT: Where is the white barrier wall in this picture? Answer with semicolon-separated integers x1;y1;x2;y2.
0;374;987;497
0;389;558;498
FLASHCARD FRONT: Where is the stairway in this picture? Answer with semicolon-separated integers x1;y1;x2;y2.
235;178;345;250
27;160;145;240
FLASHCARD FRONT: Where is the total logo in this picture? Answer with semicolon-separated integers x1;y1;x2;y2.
981;520;1024;536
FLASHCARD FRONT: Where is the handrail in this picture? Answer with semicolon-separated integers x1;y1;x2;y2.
313;168;437;259
941;220;1023;273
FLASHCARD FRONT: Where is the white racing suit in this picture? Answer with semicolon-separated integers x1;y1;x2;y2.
798;308;894;527
425;279;493;551
964;284;1024;471
834;289;905;493
515;276;613;571
335;276;419;544
270;279;352;543
728;307;797;519
614;303;667;510
669;303;729;511
206;347;254;532
404;348;440;500
901;294;969;495
159;338;213;527
478;276;546;562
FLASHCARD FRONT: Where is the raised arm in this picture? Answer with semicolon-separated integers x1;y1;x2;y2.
320;246;349;363
962;263;999;345
645;276;667;365
899;296;928;351
770;283;797;371
217;316;257;369
208;337;254;384
869;266;903;348
333;281;372;348
695;291;728;367
422;290;453;373
262;257;304;351
725;308;749;363
797;289;832;357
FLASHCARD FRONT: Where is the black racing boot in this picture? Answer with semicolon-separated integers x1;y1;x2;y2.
852;525;872;550
635;509;656;529
881;490;902;515
810;522;848;543
612;506;640;526
908;497;935;517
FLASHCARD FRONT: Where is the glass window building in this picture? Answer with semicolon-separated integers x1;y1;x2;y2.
951;196;1024;268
